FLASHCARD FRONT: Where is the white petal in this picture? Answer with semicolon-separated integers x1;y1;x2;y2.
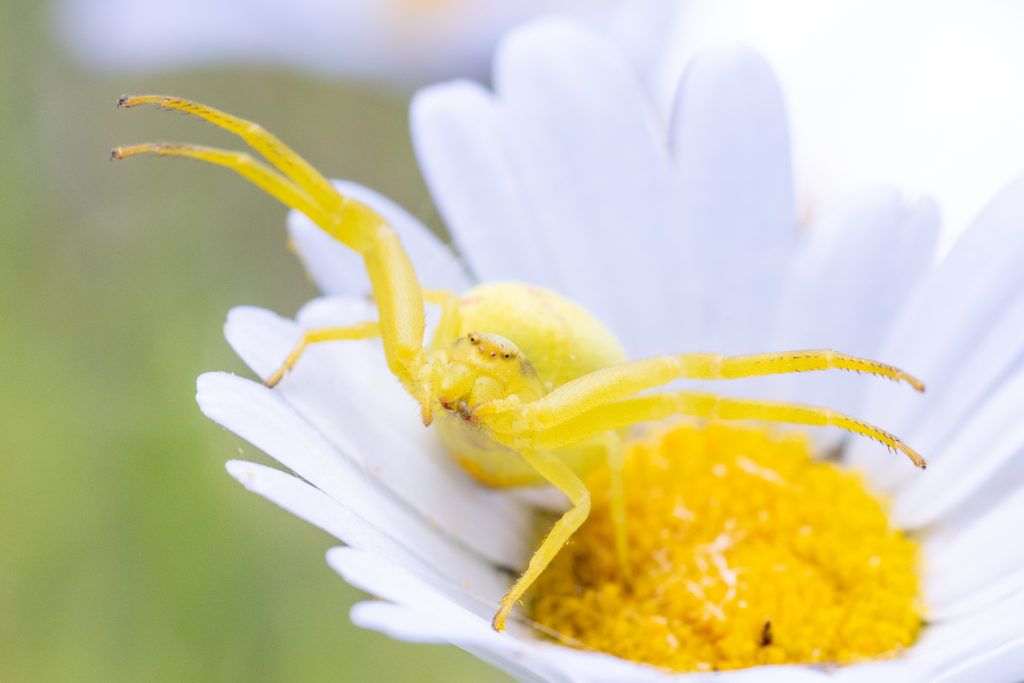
924;484;1024;618
197;370;532;570
415;33;802;359
929;633;1024;683
288;179;471;296
888;363;1024;528
224;305;304;381
293;295;379;330
412;79;555;287
334;547;834;683
903;586;1024;675
829;662;923;683
417;21;684;356
490;20;677;349
226;460;506;615
325;546;499;623
775;190;937;354
863;286;1024;495
287;211;365;296
662;0;1024;244
768;189;938;412
330;547;544;671
668;47;797;354
199;376;431;553
350;603;562;683
847;173;1024;487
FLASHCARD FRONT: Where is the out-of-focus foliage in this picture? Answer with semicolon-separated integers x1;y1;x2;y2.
0;2;505;680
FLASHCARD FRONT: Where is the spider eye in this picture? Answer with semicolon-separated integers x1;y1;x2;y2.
468;334;478;344
503;353;511;359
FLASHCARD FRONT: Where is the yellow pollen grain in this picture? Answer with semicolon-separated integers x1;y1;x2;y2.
531;423;924;672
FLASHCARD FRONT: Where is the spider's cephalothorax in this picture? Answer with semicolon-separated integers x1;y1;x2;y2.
432;282;627;489
115;96;926;631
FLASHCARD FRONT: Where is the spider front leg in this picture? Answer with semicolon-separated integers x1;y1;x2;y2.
115;96;443;415
493;448;590;632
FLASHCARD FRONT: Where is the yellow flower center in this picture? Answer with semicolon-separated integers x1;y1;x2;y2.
531;423;924;672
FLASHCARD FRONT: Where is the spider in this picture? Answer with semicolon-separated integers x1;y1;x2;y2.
114;95;926;632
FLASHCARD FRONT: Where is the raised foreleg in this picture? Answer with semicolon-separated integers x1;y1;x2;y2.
115;96;437;411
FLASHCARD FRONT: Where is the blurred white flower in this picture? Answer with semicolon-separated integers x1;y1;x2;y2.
55;0;674;85
197;20;1024;683
62;0;1023;241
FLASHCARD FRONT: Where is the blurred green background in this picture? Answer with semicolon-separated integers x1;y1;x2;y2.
1;2;506;680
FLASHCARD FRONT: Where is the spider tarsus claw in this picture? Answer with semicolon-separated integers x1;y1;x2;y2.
491;614;507;632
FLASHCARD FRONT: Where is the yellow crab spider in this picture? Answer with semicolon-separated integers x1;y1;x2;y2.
114;95;926;633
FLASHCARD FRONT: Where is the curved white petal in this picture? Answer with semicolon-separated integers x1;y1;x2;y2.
198;368;531;570
774;189;938;354
415;33;800;360
417;20;674;351
898;288;1024;459
226;460;507;614
925;484;1024;621
332;547;837;683
903;586;1024;676
929;633;1024;683
662;0;1024;244
412;79;556;288
223;305;310;382
489;21;675;348
769;189;938;412
288;179;471;296
351;602;563;683
890;364;1024;528
337;539;1024;683
668;47;797;355
847;173;1024;488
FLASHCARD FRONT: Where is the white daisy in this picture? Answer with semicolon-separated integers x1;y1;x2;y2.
55;0;673;86
193;20;1024;683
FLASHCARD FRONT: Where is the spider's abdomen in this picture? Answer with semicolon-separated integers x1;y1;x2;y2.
450;282;627;392
433;282;627;487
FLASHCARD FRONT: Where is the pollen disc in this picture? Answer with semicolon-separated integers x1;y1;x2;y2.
531;423;923;672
